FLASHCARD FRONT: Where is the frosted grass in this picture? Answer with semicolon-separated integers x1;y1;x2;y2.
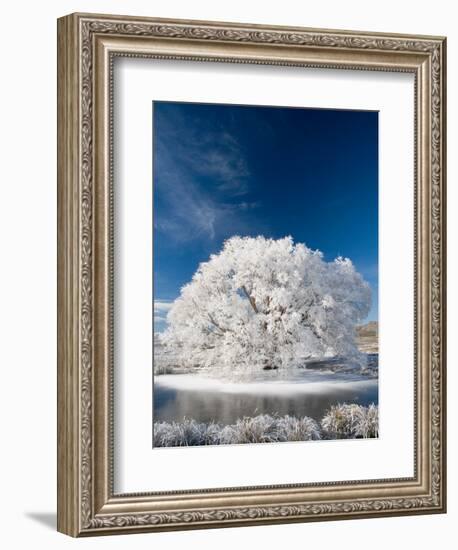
153;404;378;447
321;403;379;439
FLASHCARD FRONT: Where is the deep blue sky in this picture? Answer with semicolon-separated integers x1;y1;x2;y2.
153;101;378;331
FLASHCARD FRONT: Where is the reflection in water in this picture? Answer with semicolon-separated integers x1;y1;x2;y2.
153;369;378;425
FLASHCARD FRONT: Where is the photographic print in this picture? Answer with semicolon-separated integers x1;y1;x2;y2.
152;101;379;447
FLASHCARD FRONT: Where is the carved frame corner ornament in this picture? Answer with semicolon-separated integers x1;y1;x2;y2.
57;12;446;537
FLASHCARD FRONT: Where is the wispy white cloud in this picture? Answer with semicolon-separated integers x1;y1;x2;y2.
153;106;260;243
154;300;174;313
155;187;218;241
154;300;173;328
156;111;250;196
183;133;250;196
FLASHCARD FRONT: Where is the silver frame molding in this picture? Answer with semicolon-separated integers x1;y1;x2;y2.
57;12;446;537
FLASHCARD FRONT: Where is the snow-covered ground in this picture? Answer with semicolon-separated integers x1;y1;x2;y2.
155;370;377;396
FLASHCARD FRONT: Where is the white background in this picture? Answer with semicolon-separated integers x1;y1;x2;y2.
115;59;414;492
0;1;455;549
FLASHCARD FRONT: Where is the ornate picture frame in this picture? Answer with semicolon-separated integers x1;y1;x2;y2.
57;12;446;536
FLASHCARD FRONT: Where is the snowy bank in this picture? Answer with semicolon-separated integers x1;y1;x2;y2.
154;371;378;396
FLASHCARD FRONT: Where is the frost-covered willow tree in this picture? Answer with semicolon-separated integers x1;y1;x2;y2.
160;236;371;380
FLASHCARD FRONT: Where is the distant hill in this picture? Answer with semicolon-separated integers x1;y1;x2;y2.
356;321;378;353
